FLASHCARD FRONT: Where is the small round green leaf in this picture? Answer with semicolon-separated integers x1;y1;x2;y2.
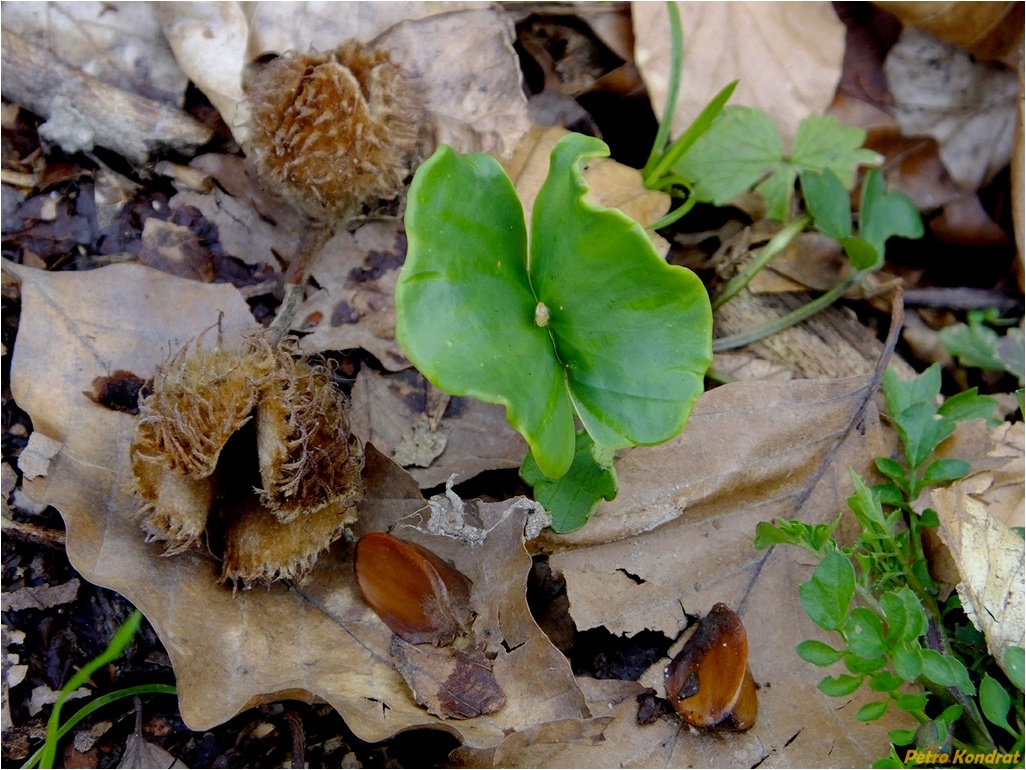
796;639;845;667
856;699;890;722
845;607;887;660
868;671;904;693
799;551;855;630
819;673;864;697
979;673;1014;734
892;692;928;713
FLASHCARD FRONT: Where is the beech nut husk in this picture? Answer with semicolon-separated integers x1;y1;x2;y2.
664;602;757;731
354;532;473;646
130;333;364;586
246;40;422;225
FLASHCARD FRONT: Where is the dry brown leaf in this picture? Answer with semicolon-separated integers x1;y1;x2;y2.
5;260;588;746
633;2;846;145
2;2;189;106
159;3;529;156
498;124;670;250
526;375;910;765
293;220;409;370
1;579;79;613
885;27;1018;191
168;153;307;271
932;486;1025;676
349;368;527;488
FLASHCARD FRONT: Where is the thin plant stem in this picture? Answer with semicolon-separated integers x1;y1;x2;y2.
22;685;177;770
38;612;142;769
643;0;684;178
648;195;698;231
644;80;738;189
711;215;810;311
712;272;862;353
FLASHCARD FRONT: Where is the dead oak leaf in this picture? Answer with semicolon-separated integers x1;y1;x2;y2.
5;260;588;746
533;375;911;765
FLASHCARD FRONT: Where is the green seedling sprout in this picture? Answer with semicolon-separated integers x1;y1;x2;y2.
395;132;712;531
23;610;176;770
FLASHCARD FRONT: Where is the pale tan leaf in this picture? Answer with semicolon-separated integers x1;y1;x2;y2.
885;27;1018;191
498;124;670;251
932;486;1025;675
633;2;846;145
5;260;588;746
3;2;189;106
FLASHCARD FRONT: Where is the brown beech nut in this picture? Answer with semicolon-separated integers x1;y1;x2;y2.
246;41;422;225
664;602;757;730
354;532;473;646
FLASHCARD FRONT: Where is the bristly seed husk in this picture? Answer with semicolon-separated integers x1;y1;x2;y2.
130;332;364;587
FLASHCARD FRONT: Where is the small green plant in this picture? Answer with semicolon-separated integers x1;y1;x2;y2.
22;610;176;770
755;365;1023;766
940;308;1025;412
394;132;712;531
640;1;923;350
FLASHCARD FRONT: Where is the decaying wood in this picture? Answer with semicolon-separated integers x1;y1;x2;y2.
0;29;212;164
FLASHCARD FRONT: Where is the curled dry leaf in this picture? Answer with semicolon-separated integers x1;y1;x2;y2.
497;124;669;245
932;485;1025;677
633;2;845;145
6;260;587;745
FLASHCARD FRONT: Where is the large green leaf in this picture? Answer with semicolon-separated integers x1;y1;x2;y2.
397;135;712;480
531;133;711;450
396;147;575;478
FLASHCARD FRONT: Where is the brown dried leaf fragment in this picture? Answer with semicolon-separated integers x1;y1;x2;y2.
246;41;422;225
391;637;506;720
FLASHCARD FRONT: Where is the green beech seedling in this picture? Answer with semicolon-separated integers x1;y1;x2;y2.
395;133;712;530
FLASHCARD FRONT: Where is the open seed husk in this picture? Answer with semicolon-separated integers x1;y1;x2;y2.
130;332;364;586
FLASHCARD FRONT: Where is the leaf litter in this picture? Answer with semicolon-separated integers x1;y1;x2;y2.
3;2;1023;766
